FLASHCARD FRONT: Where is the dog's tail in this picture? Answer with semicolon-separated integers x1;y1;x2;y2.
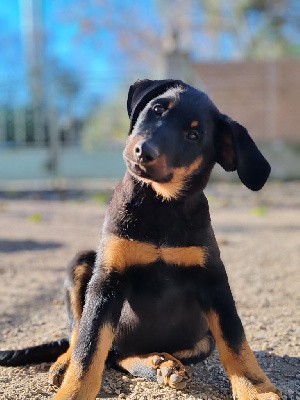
0;339;69;366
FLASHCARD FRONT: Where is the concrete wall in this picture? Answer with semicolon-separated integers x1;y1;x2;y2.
1;59;299;182
0;147;125;181
195;59;300;142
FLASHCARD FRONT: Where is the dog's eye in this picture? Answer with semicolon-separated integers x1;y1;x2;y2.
186;130;199;141
153;104;165;115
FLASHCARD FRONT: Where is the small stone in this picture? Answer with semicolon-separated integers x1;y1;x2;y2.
172;380;188;390
170;374;183;384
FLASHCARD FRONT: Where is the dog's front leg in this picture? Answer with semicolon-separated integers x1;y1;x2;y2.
206;276;281;400
54;270;124;400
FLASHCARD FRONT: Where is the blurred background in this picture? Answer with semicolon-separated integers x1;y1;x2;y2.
0;0;299;190
1;4;299;398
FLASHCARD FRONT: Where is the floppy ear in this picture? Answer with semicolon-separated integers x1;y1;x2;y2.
127;79;184;133
215;114;271;191
127;79;154;119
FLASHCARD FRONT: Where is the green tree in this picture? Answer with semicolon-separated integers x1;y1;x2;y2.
82;92;129;149
198;0;300;59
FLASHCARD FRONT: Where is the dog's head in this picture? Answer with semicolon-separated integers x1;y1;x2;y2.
124;79;271;201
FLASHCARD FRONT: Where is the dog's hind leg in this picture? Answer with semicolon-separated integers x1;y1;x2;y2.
53;269;125;400
205;278;281;400
172;331;215;365
115;352;190;390
110;334;213;390
49;250;95;386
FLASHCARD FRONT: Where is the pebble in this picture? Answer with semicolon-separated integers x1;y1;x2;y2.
1;185;299;400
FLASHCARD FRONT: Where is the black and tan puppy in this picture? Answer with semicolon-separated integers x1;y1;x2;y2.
0;79;281;400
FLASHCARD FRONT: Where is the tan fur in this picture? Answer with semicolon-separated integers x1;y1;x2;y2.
102;236;158;271
49;329;78;386
53;352;82;400
191;120;199;128
50;264;93;387
207;312;281;399
118;351;187;385
124;135;141;159
118;353;158;371
101;235;207;272
54;324;114;400
161;246;206;267
173;335;211;360
71;264;92;321
150;157;203;201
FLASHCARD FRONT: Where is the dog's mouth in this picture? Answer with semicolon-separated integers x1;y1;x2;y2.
124;154;203;201
124;156;173;183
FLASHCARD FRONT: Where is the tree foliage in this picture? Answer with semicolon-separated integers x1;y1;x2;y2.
82;91;129;149
66;0;300;64
61;0;300;142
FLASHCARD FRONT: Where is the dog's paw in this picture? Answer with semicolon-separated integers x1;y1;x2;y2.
151;353;190;390
49;357;70;387
232;377;282;400
233;392;282;400
254;394;281;400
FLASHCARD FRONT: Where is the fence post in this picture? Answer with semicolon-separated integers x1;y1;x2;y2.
265;60;278;140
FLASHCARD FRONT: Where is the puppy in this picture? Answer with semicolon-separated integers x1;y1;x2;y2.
0;79;281;400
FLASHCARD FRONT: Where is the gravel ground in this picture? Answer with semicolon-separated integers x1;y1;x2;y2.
0;182;299;400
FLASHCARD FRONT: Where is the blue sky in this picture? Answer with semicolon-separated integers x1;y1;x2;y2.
0;0;233;111
0;2;22;85
0;0;167;116
0;0;299;115
0;0;129;110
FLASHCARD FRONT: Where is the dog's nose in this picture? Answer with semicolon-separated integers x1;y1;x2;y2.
134;140;160;164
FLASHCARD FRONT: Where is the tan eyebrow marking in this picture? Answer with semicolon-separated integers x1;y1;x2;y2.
191;120;199;128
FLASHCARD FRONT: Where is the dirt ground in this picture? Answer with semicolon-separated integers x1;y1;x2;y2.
0;182;299;400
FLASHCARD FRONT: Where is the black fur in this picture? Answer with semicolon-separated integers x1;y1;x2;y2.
0;340;69;366
0;80;277;400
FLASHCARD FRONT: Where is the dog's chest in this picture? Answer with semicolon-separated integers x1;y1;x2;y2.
115;263;209;353
124;261;201;299
112;196;193;246
104;179;211;271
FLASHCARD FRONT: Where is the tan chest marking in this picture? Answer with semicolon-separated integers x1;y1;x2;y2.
102;237;158;270
150;157;203;201
101;235;207;272
161;246;206;266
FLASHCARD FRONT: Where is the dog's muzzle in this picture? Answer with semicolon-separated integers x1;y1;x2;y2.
133;140;161;165
124;143;172;184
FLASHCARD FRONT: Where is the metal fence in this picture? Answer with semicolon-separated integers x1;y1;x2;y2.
0;99;125;181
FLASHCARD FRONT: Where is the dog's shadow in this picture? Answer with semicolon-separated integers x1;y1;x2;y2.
97;350;299;399
0;239;63;254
